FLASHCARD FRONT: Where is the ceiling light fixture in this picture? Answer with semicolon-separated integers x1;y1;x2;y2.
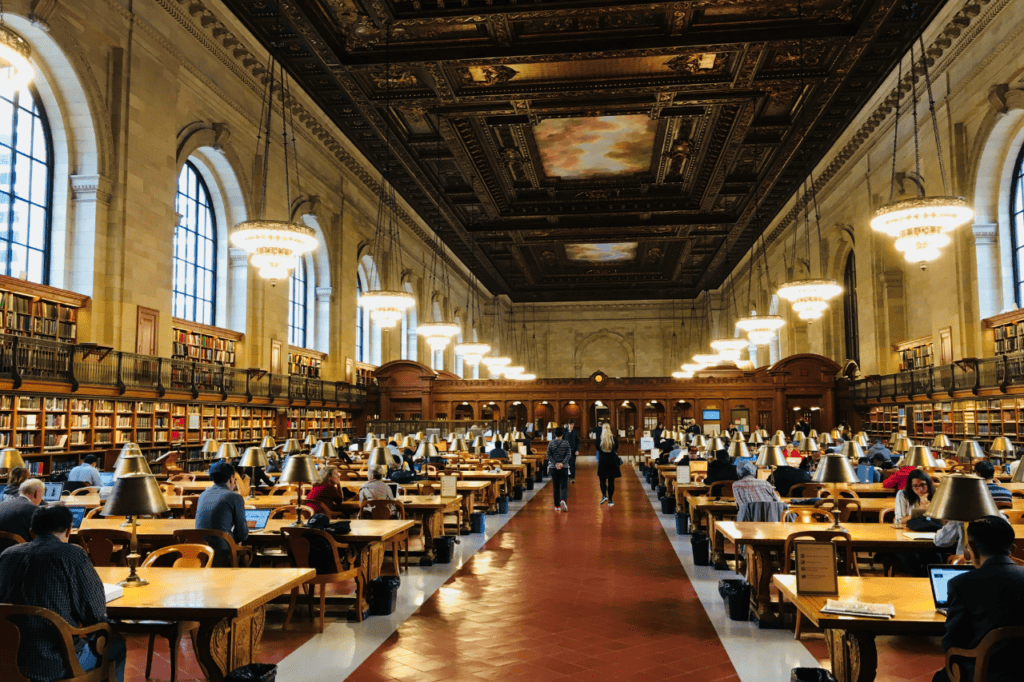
0;5;33;92
736;313;785;346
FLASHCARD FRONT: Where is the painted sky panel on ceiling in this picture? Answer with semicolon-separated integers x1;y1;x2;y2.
534;115;656;179
565;242;638;263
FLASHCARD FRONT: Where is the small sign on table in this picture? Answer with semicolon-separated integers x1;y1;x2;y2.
795;542;839;596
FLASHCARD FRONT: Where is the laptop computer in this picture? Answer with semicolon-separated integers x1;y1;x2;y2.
244;508;272;531
98;471;115;487
387;482;401;499
69;506;87;529
928;564;972;615
43;482;64;502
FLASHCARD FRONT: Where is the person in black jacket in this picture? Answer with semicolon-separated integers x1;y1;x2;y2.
769;457;813;497
933;516;1024;682
564;421;581;483
705;450;739;485
795;419;811;436
652;423;664;449
595;424;621;506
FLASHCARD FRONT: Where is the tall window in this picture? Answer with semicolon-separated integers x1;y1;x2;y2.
843;252;860;364
288;258;307;347
1012;143;1024;307
0;87;52;283
173;162;217;325
356;275;365;362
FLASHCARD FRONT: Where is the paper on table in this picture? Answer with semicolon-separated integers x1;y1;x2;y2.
821;599;895;619
676;465;690;485
103;583;124;603
440;475;457;498
512;451;523;465
902;532;937;541
795;542;839;596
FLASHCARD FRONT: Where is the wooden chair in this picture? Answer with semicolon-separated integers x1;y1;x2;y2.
77;529;131;567
425;464;439;476
121;544;215;682
281;527;364;631
1003;509;1024;524
996;498;1014;510
0;529;25;551
418;483;437;495
268;485;297;496
269;505;315;521
692;473;707;483
815;498;862;523
158;484;183;496
879;508;896;524
789;483;824;497
441;469;464;479
358;499;409;574
0;604;115;682
1011;490;1024;500
819;488;861;501
784;509;835;524
944;625;1024;682
171;529;252;567
84;507;105;519
181;495;200;520
69;487;99;497
304;498;342;519
708;481;734;498
782;530;859;640
167;473;196;483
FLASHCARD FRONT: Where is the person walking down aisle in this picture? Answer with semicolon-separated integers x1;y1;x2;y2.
596;424;621;506
565;421;581;484
547;427;572;511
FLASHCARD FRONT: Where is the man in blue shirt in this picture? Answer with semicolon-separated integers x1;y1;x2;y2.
195;461;248;566
67;455;103;488
975;461;1013;506
866;438;895;464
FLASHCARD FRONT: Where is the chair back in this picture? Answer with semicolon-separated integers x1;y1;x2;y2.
269;485;297;496
1012;490;1024;500
783;530;859;577
737;500;787;522
692;473;707;483
84;508;104;519
77;529;131;567
789;483;824;497
815;498;861;523
0;530;25;552
0;604;115;682
1002;509;1024;524
425;465;439;476
785;509;835;524
172;529;244;567
182;495;201;519
69;487;98;498
141;543;215;568
708;481;734;498
418;483;436;495
168;473;196;483
819;488;861;500
945;625;1024;682
158;484;183;496
359;499;405;520
442;469;464;479
281;527;348;576
879;508;896;524
269;505;314;521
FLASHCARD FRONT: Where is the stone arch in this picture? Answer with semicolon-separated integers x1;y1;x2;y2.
573;329;635;378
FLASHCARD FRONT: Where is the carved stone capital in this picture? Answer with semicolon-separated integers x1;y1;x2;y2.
229;247;250;269
988;84;1024;116
70;175;112;204
315;286;332;303
880;270;904;289
973;223;998;245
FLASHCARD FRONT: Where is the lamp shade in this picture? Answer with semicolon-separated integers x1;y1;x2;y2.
238;446;269;468
101;473;170;517
415;431;425;441
119;442;143;459
768;434;786;447
401;436;417;450
705;437;728;454
491;433;503;446
928;474;1001;522
470;436;486;453
955;440;984;464
813;455;859;484
792;431;804;443
280;439;303;455
278;454;320;484
727;442;748;458
818;433;834;446
931;434;952;449
367;447;396;470
808;429;819;440
840;441;865;461
200;439;220;455
304;434;319;448
1012;460;1024;484
216;442;239;462
547;422;558;429
331;434;351;447
756;446;788;468
260;436;277;450
854;432;869;447
903;445;938;468
893;436;912;454
691;435;709;450
748;431;764;445
365;437;380;451
730;431;744;443
449;437;467;452
888;432;901;447
0;448;25;470
114;454;152;478
990;437;1015;456
799;438;820;454
415;441;439;460
830;429;843;441
315;442;338;461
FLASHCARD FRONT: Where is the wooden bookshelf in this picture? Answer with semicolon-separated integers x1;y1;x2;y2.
171;318;242;366
894;336;934;372
355;362;375;387
0;275;88;343
287;407;354;441
287;346;325;378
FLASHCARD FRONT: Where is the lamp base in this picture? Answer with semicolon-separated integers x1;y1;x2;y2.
828;521;848;532
119;573;149;587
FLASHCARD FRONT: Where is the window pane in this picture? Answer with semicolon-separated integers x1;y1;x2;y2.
173;162;218;325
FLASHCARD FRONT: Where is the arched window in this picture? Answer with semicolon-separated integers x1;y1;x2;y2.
843;253;859;364
356;274;365;363
1012;143;1024;307
0;86;52;283
288;257;307;348
173;161;217;325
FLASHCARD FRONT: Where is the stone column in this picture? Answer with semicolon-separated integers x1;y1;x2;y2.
315;286;332;355
68;174;113;344
974;224;1001;320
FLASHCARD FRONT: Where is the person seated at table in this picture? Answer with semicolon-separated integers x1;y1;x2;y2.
668;441;685;462
782;442;801;459
489;442;509;461
871;452;895;471
770;456;813;497
0;478;45;545
866;438;896;464
307;465;347;513
932;516;1024;682
883;463;917;489
732;462;784;519
265;453;282;473
0;504;127;682
1;466;28;502
705;449;739;485
237;456;273;488
895;469;934;525
857;456;882;483
387;440;402;461
656;440;675;465
195;461;247;566
974;460;1012;507
67;454;103;488
891;470;944;576
359;465;396;503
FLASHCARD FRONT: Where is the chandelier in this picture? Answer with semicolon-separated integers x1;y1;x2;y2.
418;136;461;348
503;365;525;379
515;373;537;381
778;279;842;320
419;321;461;351
710;338;747;362
736;314;785;345
358;28;414;328
455;342;489;366
692;354;719;366
0;23;32;91
232;57;318;283
672;371;691;379
682;363;703;373
871;37;972;269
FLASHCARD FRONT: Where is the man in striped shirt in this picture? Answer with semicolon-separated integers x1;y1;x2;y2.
547;427;572;512
975;461;1013;507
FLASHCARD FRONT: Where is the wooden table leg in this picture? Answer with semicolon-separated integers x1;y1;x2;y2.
460;496;472;534
417;510;441;566
825;629;878;682
745;545;782;628
711;521;728;569
193;605;266;682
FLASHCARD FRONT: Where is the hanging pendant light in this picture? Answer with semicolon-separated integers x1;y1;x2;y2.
870;37;972;269
710;338;747;362
736;313;785;345
417;136;462;350
778;279;842;321
0;21;32;92
231;56;318;283
419;320;461;352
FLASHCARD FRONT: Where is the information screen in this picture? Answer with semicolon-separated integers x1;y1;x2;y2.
702;409;721;421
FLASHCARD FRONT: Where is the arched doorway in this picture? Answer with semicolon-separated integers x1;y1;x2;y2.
672;400;693;431
454;403;474;420
534;401;554;433
643;400;666;434
617;400;639;440
591;400;611;437
481;402;501;421
560;400;583;428
508;402;528;429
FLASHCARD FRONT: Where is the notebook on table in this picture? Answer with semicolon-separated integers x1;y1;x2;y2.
43;482;64;502
69;506;87;529
244;508;272;531
928;564;972;616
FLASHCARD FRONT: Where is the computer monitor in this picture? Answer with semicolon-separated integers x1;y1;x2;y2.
98;471;115;487
69;506;87;529
244;508;272;530
43;482;64;502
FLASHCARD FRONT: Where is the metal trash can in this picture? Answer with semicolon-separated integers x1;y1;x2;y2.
660;496;676;514
512;485;523;501
225;664;277;682
791;669;839;682
525;477;534;491
675;512;690;535
497;496;509;514
470;512;485;534
718;579;750;621
657;485;667;499
433;536;456;564
691;533;710;566
368;576;401;616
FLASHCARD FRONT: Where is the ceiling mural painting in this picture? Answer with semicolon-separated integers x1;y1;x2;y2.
222;0;951;302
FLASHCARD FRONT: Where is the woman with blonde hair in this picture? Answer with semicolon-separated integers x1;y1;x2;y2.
596;423;622;506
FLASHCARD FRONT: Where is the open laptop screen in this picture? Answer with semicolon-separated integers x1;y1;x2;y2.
69;506;87;529
929;565;971;609
244;508;272;530
43;482;64;502
98;471;115;487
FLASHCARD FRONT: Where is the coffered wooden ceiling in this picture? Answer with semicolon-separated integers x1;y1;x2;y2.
223;0;948;302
